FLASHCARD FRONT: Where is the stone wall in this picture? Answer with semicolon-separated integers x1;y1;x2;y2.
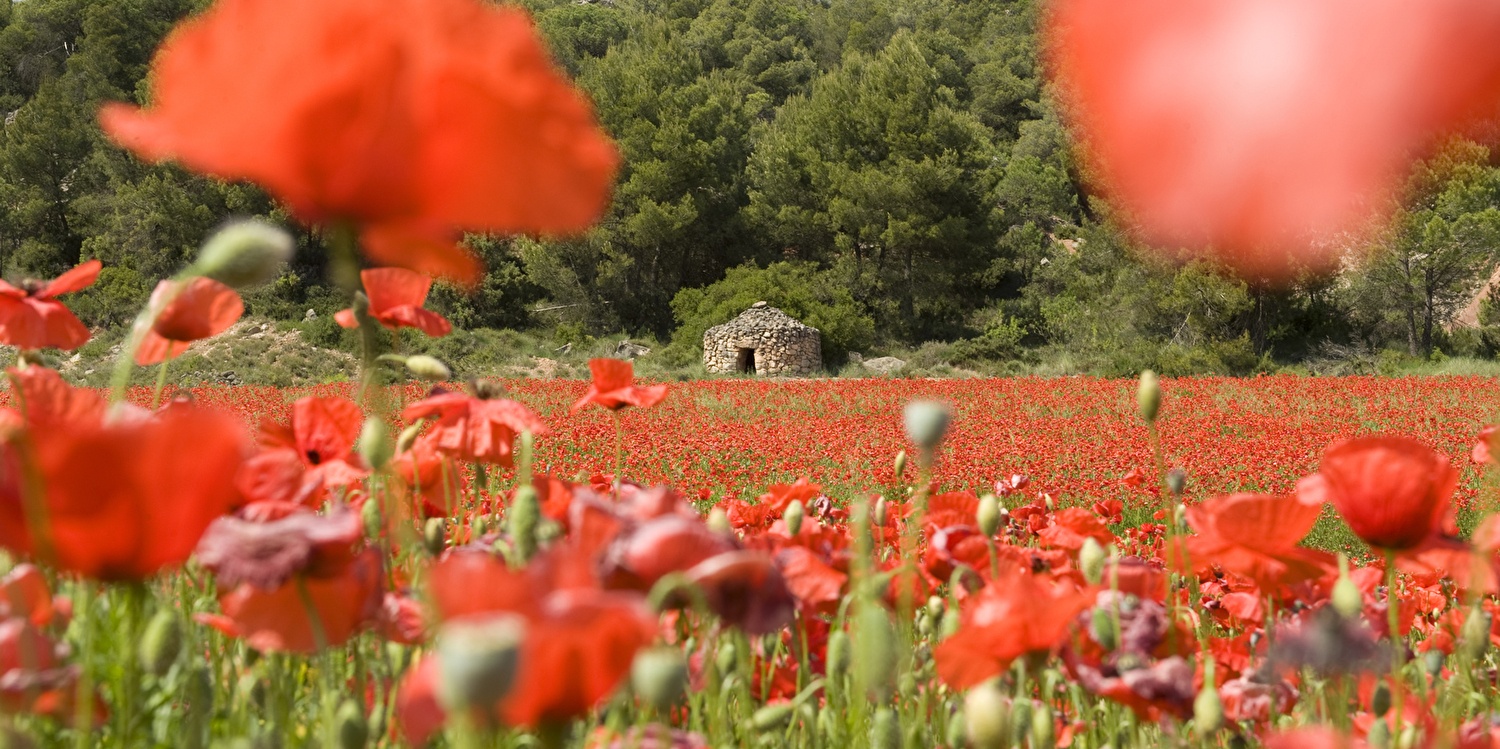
703;302;822;377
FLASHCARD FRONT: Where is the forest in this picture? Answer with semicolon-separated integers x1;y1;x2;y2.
4;0;1500;378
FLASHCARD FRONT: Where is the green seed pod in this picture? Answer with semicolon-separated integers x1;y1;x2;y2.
1331;569;1363;620
436;614;526;711
904;400;952;452
873;497;888;527
1368;718;1391;749
1091;608;1118;650
894;450;909;479
1165;468;1187;496
927;596;946;619
939;608;961;640
508;485;541;562
1078;537;1106;586
631;647;689;712
405;355;452;382
706;507;732;534
469;516;487;540
1461;605;1492;660
357;418;393;471
396;422;426;454
1397;724;1420;749
871;707;901;749
784;499;805;537
964;681;1012;749
236;674;267;712
1008;699;1031;747
536;519;563;544
854;605;898;700
335;699;369;749
948;710;968;749
1371;681;1392;717
1136;370;1161;423
1029;702;1055;749
423;518;447;557
715;641;738;677
193;219;293;289
750;704;795;732
1422;649;1444;677
1173;503;1187;528
1192;661;1224;735
361;498;383;540
139;610;183;677
977;493;1002;537
826;629;852;680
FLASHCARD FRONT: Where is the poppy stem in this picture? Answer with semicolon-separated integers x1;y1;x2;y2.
1386;550;1405;738
151;357;171;410
613;411;625;500
109;270;192;403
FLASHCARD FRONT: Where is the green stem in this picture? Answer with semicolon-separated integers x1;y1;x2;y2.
151;357;171;410
109;270;194;404
1386;550;1405;737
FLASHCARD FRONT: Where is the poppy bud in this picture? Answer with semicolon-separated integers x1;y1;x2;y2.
927;596;946;619
508;485;540;562
1462;605;1492;660
405;355;452;382
894;450;909;479
336;698;369;749
631;647;688;712
940;608;961;639
1030;702;1056;749
537;519;562;543
826;630;851;679
1079;537;1106;586
854;605;898;700
138;609;183;677
706;507;732;535
964;681;1012;749
1174;503;1187;528
469;516;487;540
1331;554;1363;619
237;674;267;712
947;710;967;749
423;518;446;557
1397;725;1420;749
1371;682;1392;717
361;499;383;539
750;703;795;732
1422;649;1444;677
1166;468;1187;496
1136;370;1161;423
357;418;393;471
977;493;1001;537
779;499;805;537
873;497;888;527
1091;608;1118;650
1008;699;1031;746
904;401;951;453
1368;718;1392;749
871;707;900;749
715;641;738;676
193;219;293;289
396;422;425;454
1193;659;1223;734
436;614;526;711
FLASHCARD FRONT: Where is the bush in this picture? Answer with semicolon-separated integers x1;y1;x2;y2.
665;261;876;367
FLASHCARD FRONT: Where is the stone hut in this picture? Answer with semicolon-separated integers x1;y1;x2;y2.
703;302;821;377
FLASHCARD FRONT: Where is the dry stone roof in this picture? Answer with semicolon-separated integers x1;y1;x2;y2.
703;301;821;377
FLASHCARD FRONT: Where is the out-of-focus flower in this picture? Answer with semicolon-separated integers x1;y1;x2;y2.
0;408;246;581
1474;425;1498;465
1172;492;1333;590
1299;436;1456;551
135;277;244;365
195;504;363;590
1270;606;1385;676
1;366;104;432
572;358;667;413
334;268;451;337
99;0;618;284
0;260;100;351
934;569;1092;689
585;726;710;749
236;396;368;507
1047;0;1500;278
403;386;546;466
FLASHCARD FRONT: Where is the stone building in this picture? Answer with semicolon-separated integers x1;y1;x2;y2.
703;302;822;377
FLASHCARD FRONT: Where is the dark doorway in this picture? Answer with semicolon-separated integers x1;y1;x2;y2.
735;347;756;374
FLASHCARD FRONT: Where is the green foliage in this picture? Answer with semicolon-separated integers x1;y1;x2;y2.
667;261;874;365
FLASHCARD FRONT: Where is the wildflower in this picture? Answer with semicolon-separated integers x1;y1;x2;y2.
403;385;547;466
236;396;368;506
572;358;667;412
935;569;1092;689
1300;436;1456;551
1171;492;1333;590
99;0;618;284
334;268;451;337
0;260;100;351
135;277;244;365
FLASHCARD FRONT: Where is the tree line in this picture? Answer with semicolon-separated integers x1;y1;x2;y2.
3;0;1500;375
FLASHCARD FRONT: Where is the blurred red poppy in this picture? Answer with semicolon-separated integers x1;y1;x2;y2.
236;396;368;507
198;548;383;653
391;442;465;518
572;358;667;412
135;277;244;366
1047;0;1500;279
1300;436;1456;551
99;0;618;284
0;260;100;351
334;268;451;337
403;388;547;465
1173;492;1333;590
934;569;1093;689
0;409;246;581
1;366;104;432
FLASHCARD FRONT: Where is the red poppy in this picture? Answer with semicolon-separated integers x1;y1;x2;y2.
334;268;451;337
571;358;667;412
1474;425;1498;465
0;408;246;581
403;388;547;466
1299;436;1457;551
236;396;368;507
1;366;104;432
135;277;244;366
1172;492;1333;590
0;617;105;724
403;549;655;735
99;0;618;284
0;260;100;351
391;442;465;518
934;569;1093;689
1047;0;1500;279
198;548;384;653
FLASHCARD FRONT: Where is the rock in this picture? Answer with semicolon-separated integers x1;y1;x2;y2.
554;342;572;355
69;353;81;363
304;309;318;321
751;300;768;309
861;357;907;375
847;352;864;364
615;340;651;359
